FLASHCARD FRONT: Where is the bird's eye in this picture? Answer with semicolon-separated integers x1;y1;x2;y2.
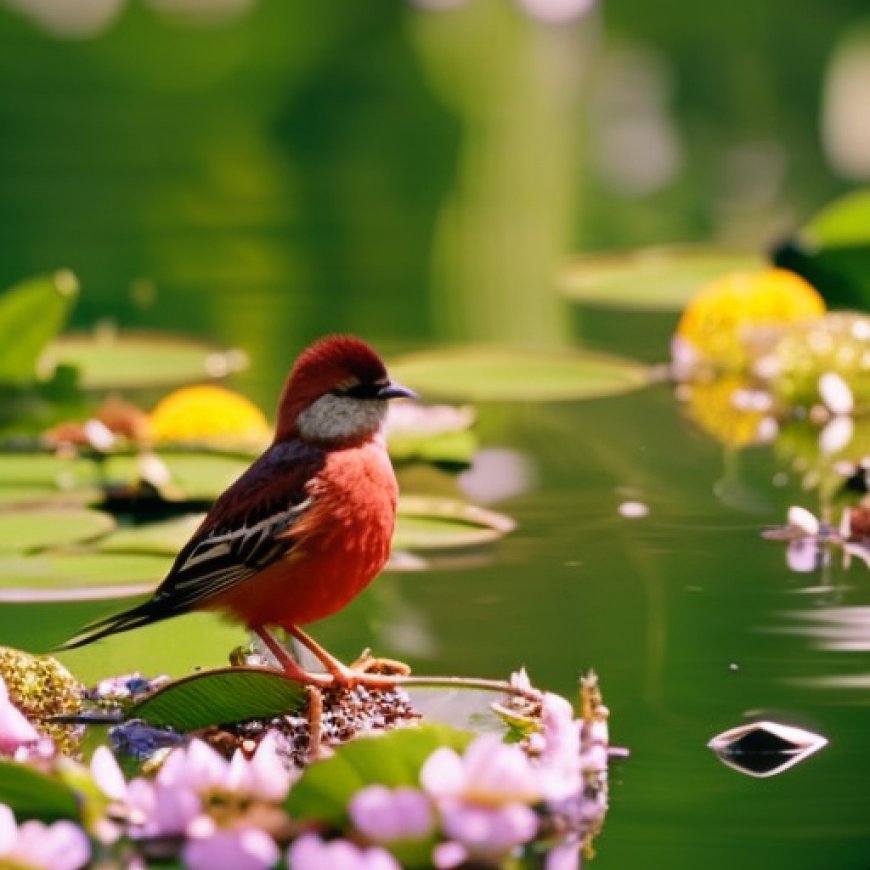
331;382;384;400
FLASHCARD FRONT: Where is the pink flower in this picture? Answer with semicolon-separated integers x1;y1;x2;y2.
0;677;39;755
0;804;90;870
183;826;279;870
536;693;583;801
288;833;401;870
349;785;434;842
420;734;541;861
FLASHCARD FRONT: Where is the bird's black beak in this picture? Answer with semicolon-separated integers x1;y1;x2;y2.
377;381;418;401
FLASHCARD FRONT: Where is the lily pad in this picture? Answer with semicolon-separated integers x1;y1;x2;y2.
132;667;307;731
0;760;80;821
97;514;205;555
102;452;250;501
0;272;78;385
0;553;168;601
41;333;247;390
395;496;515;551
0;507;115;553
801;188;870;249
559;246;764;311
389;346;649;402
287;724;470;827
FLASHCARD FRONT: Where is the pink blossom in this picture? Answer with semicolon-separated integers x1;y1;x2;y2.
0;804;90;870
420;734;541;861
184;827;279;870
288;833;401;870
0;677;39;755
349;785;434;842
536;693;583;800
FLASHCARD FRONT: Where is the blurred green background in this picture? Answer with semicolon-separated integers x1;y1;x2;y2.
3;1;870;868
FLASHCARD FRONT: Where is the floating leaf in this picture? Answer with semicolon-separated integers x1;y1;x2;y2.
97;514;205;555
0;453;99;507
287;724;470;827
559;247;764;311
0;272;78;385
0;507;115;554
389;346;649;402
0;759;80;821
800;189;870;249
405;686;513;733
42;333;247;390
708;720;828;777
0;553;168;601
132;667;307;731
395;496;515;551
102;452;249;501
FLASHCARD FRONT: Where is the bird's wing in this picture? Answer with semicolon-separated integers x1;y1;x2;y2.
148;440;326;615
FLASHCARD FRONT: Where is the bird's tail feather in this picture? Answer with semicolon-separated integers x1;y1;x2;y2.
56;603;160;651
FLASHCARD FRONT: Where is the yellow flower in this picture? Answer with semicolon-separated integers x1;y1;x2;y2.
150;385;271;446
673;268;825;376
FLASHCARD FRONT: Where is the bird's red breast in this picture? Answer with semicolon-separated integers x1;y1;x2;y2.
204;436;398;629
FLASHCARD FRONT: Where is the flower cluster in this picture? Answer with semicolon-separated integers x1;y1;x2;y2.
0;671;611;870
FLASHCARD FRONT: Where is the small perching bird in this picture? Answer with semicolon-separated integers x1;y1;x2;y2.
60;335;417;687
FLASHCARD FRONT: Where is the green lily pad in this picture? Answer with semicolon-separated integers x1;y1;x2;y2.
41;332;247;390
97;514;205;555
395;496;515;551
132;666;307;731
802;188;870;249
0;759;80;821
0;507;115;554
0;272;78;385
0;553;168;601
389;346;649;402
559;246;764;311
102;452;250;501
287;723;470;828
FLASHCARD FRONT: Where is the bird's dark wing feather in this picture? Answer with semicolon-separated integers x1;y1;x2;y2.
58;440;325;650
150;439;326;613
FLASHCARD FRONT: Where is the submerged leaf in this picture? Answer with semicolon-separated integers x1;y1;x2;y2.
0;272;78;385
389;346;649;402
132;667;307;731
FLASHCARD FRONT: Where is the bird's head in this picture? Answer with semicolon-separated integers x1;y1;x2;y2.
275;335;417;445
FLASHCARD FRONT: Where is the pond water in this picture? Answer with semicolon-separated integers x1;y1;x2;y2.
2;3;870;866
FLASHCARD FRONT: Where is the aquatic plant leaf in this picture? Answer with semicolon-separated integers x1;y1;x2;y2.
97;514;205;555
559;246;763;311
0;272;78;385
801;189;870;249
102;452;250;501
0;553;168;601
0;452;100;507
389;346;649;402
43;333;246;389
394;496;515;551
708;720;827;777
287;724;470;827
405;686;514;733
0;759;80;821
132;667;307;731
0;507;115;553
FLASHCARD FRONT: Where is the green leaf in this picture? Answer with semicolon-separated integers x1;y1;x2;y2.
0;451;101;507
103;452;249;500
389;429;478;467
395;496;515;551
0;272;78;385
0;552;168;601
0;759;80;821
287;724;470;827
132;666;307;731
97;514;205;555
42;332;246;390
389;346;649;402
559;246;764;311
0;507;115;553
801;189;870;249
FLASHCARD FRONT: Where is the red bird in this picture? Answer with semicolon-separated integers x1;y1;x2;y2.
61;335;416;687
